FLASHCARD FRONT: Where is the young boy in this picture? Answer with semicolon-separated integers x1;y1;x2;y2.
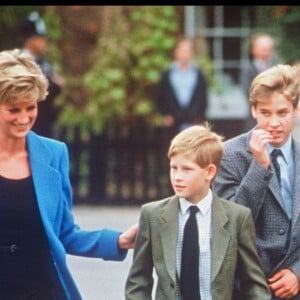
213;64;300;299
125;124;271;300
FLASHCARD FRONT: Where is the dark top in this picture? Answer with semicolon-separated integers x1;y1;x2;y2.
0;175;53;299
155;67;208;130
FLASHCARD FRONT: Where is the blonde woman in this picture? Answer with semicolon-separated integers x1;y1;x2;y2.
0;49;137;300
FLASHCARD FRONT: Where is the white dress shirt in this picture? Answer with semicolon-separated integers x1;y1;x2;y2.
175;189;212;300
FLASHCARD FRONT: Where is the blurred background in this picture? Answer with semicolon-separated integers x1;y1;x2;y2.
1;5;299;205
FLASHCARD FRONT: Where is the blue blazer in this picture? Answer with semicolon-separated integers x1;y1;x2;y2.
27;131;127;299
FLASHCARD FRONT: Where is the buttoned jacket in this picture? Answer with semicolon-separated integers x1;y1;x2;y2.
213;129;300;299
125;194;271;300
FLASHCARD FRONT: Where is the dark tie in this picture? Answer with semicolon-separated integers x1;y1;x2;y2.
271;149;282;185
180;206;200;300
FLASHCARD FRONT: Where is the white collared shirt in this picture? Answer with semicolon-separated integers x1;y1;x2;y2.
175;189;212;300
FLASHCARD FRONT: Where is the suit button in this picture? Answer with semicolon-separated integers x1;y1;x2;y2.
9;244;18;256
278;229;285;235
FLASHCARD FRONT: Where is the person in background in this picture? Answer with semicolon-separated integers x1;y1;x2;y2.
125;123;271;300
240;33;277;131
0;48;137;300
154;36;208;133
18;11;64;138
213;64;300;299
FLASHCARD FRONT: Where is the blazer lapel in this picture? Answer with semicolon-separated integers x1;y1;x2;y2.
292;140;300;224
269;173;287;212
211;196;231;281
160;196;180;282
27;132;60;227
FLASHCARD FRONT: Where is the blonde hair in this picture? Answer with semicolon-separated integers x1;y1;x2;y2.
168;123;224;169
249;64;300;108
0;48;48;105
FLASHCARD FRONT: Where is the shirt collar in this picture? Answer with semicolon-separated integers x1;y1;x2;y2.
267;134;292;163
171;61;196;72
179;189;212;216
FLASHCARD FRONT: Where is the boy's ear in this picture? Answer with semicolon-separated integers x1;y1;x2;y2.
206;164;217;181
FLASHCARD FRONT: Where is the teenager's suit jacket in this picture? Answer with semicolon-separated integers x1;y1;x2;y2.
155;67;208;129
27;131;127;300
125;194;271;300
240;61;261;98
213;129;300;299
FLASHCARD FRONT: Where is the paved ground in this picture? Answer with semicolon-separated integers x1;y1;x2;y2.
67;204;141;300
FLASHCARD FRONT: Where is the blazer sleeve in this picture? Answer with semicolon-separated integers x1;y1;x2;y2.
125;207;154;300
54;142;127;261
237;209;271;299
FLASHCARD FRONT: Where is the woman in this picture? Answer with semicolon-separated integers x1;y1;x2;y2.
0;49;137;300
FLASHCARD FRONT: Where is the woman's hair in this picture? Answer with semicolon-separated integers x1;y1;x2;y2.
249;64;300;108
168;122;224;169
0;48;48;105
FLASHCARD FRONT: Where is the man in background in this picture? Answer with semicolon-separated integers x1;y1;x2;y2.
18;11;64;138
240;33;277;131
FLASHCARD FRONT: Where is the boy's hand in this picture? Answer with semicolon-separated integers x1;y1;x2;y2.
268;269;300;299
118;224;138;249
250;129;273;169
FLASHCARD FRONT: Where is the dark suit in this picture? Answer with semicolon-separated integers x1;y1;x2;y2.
155;67;208;130
213;129;300;300
125;194;271;300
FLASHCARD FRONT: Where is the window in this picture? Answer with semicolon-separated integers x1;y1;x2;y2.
185;6;259;120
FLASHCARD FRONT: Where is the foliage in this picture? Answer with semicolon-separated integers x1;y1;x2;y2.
42;7;63;66
59;6;218;135
59;7;176;134
0;6;38;27
258;6;300;63
59;6;180;135
0;6;39;50
0;6;62;67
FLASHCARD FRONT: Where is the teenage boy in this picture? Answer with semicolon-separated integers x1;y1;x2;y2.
213;64;300;299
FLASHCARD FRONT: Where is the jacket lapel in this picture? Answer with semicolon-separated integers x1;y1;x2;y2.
211;196;231;281
27;132;60;227
292;140;300;224
160;196;179;282
269;173;287;212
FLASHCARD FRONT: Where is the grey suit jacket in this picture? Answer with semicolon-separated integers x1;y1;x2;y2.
125;194;271;300
213;130;300;299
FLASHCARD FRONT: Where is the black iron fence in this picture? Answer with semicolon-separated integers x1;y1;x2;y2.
58;119;245;205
